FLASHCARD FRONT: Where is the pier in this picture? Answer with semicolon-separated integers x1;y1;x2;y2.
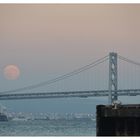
96;104;140;136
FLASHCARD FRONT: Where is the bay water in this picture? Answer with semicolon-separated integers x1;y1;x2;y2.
0;119;96;136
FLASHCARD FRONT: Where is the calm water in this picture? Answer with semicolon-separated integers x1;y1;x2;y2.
0;119;96;136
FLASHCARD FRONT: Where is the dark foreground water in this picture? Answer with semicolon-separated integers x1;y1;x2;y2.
0;119;96;136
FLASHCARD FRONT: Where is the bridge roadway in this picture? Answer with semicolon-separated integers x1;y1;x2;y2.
0;89;140;100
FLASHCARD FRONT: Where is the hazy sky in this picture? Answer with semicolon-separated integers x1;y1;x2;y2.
0;4;140;113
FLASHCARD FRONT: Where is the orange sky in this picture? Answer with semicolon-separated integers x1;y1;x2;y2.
1;4;140;54
0;4;140;85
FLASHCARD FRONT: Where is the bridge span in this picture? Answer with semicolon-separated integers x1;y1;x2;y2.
1;52;140;103
0;89;140;100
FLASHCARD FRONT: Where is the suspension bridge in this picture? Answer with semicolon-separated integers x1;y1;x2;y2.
1;52;140;104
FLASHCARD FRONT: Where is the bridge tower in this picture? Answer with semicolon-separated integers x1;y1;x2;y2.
108;52;118;104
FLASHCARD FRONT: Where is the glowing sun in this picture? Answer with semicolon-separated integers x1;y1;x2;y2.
4;65;20;80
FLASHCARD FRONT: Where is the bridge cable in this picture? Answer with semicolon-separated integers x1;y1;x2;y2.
118;55;140;90
119;55;140;67
0;55;109;94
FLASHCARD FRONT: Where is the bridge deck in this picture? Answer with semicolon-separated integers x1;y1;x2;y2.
0;89;140;100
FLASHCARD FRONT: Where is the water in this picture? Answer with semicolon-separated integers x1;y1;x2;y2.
0;119;96;136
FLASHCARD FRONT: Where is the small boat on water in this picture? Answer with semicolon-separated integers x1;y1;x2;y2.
0;112;8;121
12;116;28;121
0;104;8;121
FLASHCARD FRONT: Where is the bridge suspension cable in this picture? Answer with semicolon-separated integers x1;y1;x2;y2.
118;55;140;90
118;55;140;67
0;55;109;94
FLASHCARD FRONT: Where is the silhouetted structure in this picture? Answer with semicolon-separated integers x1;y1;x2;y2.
96;104;140;136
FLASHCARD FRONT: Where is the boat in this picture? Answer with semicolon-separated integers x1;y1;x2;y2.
12;117;27;121
12;116;28;121
0;104;8;121
34;116;50;121
0;112;8;121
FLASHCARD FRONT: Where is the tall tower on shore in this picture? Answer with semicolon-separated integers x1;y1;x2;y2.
108;52;118;104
